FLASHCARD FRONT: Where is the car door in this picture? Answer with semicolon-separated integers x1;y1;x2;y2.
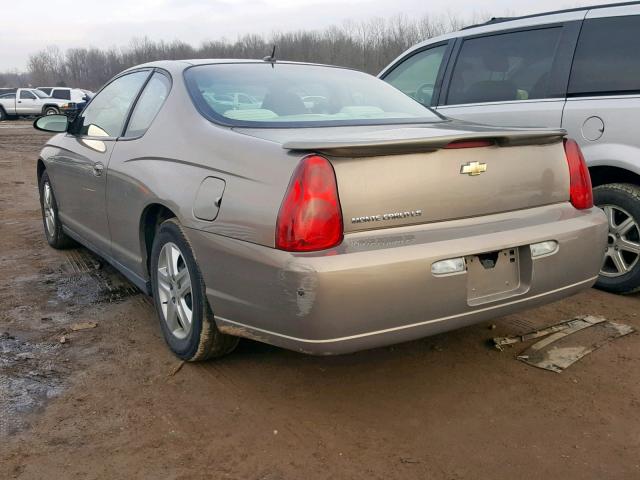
105;70;172;280
17;90;40;115
435;23;580;128
381;41;453;108
561;6;640;173
48;70;151;256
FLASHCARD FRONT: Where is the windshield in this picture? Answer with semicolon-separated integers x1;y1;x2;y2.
33;89;50;99
184;63;442;127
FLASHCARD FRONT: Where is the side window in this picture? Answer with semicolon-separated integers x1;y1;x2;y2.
569;15;640;96
124;72;171;137
446;28;562;105
384;45;447;106
52;89;71;100
20;90;36;100
76;71;149;137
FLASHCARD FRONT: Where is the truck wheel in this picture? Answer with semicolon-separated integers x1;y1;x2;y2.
0;107;6;121
38;171;75;249
43;106;59;116
594;183;640;294
150;218;239;361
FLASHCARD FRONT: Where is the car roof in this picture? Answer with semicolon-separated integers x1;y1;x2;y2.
379;1;640;76
462;1;640;30
125;59;354;74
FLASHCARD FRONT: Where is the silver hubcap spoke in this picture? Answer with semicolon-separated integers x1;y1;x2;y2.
600;204;640;277
157;242;193;339
43;182;55;235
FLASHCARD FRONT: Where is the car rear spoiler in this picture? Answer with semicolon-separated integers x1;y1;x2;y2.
282;129;567;157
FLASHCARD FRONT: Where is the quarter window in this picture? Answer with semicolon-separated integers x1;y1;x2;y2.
569;15;640;96
446;28;562;105
384;45;447;106
124;72;171;137
76;71;149;137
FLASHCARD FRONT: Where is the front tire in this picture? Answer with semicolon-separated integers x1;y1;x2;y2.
0;108;6;121
43;106;59;116
150;219;239;361
38;171;75;249
594;183;640;294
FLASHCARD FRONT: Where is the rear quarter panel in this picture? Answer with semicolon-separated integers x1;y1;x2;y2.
106;81;300;281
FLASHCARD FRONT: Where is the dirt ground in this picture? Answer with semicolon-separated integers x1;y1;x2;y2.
1;121;639;480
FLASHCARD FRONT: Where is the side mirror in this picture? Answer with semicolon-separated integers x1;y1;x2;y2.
33;114;69;133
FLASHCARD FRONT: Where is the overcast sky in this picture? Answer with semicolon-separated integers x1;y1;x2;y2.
0;0;612;71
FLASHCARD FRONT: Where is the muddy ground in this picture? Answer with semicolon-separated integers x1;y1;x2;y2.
1;121;639;479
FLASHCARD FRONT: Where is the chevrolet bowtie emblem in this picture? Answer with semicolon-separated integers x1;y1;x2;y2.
460;161;487;176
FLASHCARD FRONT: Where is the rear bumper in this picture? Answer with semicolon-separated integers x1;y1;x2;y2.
187;203;608;354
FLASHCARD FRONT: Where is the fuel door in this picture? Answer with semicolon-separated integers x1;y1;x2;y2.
193;177;226;221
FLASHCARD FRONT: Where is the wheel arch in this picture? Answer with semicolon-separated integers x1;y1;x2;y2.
589;165;640;188
140;203;177;276
37;158;46;183
41;104;60;114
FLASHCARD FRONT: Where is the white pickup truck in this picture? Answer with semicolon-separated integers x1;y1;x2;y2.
0;88;72;121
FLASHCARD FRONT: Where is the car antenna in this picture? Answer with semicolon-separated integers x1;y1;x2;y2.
263;45;277;67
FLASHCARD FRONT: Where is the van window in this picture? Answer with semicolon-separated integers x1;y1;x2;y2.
446;28;562;105
384;45;447;106
568;15;640;96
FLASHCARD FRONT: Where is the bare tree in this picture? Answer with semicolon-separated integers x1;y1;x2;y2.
0;11;487;89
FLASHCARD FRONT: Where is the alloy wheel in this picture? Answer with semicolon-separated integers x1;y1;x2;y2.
601;204;640;277
43;182;56;236
157;242;193;339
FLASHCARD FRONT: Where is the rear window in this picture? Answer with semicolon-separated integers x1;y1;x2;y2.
569;15;640;96
446;28;562;105
184;63;442;127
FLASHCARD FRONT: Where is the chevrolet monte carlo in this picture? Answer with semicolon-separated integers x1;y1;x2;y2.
34;60;608;360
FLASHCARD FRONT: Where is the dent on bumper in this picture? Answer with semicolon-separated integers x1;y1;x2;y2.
187;203;608;355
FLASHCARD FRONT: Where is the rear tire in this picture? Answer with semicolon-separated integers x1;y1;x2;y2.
0;107;6;121
38;171;75;249
594;183;640;294
150;218;239;361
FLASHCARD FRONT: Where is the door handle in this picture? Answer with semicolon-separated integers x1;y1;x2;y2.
93;162;104;176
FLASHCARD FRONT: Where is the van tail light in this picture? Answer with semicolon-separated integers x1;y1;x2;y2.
276;155;343;252
564;138;593;210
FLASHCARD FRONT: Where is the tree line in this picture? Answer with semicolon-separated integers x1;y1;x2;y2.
0;12;487;90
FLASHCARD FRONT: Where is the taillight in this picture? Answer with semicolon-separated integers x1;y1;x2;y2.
276;155;343;252
564;138;593;210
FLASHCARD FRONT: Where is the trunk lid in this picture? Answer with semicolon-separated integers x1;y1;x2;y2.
236;121;570;232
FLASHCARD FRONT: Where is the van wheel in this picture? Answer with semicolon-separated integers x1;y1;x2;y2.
150;219;239;361
594;183;640;294
43;106;59;116
38;171;75;249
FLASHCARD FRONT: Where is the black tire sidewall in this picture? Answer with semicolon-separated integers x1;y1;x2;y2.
150;220;207;359
594;183;640;293
38;171;64;247
44;107;58;115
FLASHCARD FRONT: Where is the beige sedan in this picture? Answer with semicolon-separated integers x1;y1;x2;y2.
34;60;607;360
